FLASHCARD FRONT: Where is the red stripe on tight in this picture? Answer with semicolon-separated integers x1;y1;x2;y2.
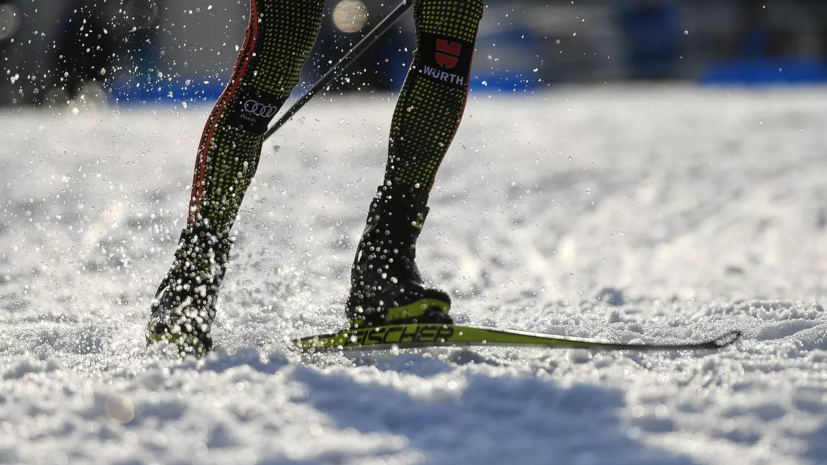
188;1;260;226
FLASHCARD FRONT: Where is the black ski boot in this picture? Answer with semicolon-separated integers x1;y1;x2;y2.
146;225;231;356
346;185;452;328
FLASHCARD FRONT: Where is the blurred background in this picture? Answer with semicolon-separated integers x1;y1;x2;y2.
1;0;827;107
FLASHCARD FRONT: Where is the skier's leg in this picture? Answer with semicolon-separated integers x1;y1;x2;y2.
148;0;325;355
384;0;484;191
348;0;484;327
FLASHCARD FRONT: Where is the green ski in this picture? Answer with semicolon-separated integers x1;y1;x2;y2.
294;324;741;353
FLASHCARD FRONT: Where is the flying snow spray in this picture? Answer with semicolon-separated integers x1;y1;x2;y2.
124;0;160;29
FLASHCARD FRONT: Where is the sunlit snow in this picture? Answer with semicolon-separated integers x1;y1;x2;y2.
1;87;826;464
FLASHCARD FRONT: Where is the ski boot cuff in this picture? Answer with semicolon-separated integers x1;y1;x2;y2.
366;184;431;233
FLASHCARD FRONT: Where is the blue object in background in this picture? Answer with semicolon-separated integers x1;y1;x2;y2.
467;27;542;92
700;58;827;86
109;75;226;106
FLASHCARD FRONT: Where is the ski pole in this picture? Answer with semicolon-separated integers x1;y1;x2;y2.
262;0;413;142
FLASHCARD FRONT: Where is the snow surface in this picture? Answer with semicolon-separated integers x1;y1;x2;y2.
2;87;827;464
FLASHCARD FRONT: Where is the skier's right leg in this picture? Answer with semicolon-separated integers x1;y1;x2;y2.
346;0;484;329
147;0;324;356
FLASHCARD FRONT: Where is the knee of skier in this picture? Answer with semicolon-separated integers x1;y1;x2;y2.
223;0;324;134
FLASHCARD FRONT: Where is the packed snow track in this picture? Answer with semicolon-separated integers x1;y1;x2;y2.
2;88;827;464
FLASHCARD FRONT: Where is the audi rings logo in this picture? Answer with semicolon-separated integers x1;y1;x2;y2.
243;100;278;118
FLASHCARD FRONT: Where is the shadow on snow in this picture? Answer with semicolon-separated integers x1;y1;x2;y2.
197;349;702;465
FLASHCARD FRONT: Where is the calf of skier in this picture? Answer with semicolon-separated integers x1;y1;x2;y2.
147;0;484;356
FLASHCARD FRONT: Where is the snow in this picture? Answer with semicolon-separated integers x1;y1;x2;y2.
2;87;827;464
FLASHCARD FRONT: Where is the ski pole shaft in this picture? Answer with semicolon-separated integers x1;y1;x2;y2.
263;0;413;142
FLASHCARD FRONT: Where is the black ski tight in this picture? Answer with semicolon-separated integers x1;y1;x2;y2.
186;0;483;236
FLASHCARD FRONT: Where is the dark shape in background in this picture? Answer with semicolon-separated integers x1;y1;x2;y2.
700;0;827;85
3;0;827;107
54;1;115;101
618;0;681;80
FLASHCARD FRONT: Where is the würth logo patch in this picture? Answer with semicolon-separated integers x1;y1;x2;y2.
419;33;474;89
435;40;462;69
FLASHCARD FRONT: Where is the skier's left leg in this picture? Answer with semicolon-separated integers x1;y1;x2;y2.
347;0;484;328
147;0;325;356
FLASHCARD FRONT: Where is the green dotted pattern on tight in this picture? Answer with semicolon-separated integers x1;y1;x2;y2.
188;0;325;241
385;0;484;191
248;0;325;93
